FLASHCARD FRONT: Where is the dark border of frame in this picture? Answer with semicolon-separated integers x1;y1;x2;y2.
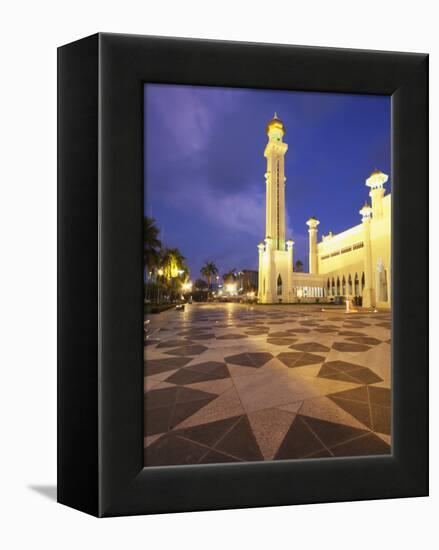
58;33;428;517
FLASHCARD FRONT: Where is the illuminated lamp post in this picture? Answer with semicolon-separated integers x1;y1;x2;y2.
157;268;164;303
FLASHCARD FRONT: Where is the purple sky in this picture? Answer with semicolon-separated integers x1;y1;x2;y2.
144;84;390;278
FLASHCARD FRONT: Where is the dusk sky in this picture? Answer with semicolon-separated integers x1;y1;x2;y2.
144;84;390;278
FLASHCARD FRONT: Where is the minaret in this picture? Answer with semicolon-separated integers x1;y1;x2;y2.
264;237;274;303
258;114;294;304
359;202;375;307
306;217;320;274
286;239;294;301
257;242;264;301
366;169;388;220
264;113;288;251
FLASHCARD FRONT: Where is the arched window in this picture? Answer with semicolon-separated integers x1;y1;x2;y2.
277;274;282;295
354;273;359;296
377;260;388;302
336;277;340;295
342;275;346;295
348;274;353;294
332;277;335;296
361;273;365;290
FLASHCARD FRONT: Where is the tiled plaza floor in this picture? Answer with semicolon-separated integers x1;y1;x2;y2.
144;303;391;466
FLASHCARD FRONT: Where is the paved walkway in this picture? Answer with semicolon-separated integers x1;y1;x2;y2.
144;303;391;466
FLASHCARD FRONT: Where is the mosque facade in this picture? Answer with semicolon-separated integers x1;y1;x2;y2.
257;114;391;309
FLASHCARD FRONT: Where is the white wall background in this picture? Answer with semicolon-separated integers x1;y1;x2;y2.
0;1;436;547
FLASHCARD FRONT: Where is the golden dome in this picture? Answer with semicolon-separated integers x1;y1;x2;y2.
266;112;286;135
370;168;383;176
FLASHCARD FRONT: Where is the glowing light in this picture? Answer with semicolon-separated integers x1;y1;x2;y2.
157;268;164;276
225;283;237;294
182;281;193;292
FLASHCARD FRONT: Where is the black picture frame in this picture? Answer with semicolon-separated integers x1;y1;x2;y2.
58;33;428;517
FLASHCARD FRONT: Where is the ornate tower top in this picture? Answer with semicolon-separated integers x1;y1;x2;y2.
306;217;320;229
366;169;388;189
266;112;286;136
360;202;373;220
366;169;388;219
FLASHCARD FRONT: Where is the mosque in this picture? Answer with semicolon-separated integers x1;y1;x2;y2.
257;114;391;309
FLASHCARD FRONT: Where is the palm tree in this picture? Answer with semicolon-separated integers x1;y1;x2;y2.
200;261;218;289
158;247;189;302
144;217;162;272
161;247;188;281
295;260;304;273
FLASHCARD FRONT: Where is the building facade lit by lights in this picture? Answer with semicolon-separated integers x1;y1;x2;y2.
257;114;391;309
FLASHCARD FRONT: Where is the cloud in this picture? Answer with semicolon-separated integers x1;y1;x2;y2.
206;185;265;238
146;84;240;159
157;178;265;240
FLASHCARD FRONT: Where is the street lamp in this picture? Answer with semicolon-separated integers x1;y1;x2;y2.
156;268;164;304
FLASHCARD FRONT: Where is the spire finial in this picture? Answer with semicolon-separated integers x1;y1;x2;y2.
274;111;278;119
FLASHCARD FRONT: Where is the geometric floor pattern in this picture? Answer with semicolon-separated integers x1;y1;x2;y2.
144;303;391;466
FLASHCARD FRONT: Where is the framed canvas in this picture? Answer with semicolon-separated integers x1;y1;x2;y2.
58;33;428;517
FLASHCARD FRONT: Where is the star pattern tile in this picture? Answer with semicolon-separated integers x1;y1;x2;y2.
163;344;209;356
216;333;248;340
225;352;274;368
267;337;298;346
165;361;230;385
327;385;391;435
277;351;326;368
289;342;331;353
144;303;391;465
318;360;383;384
332;342;371;352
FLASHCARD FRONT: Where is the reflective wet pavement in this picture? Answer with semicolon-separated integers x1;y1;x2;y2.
144;303;391;466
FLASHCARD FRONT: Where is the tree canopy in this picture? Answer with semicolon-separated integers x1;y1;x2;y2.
200;261;219;288
144;217;162;271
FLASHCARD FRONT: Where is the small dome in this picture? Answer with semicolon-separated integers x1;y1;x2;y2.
360;201;372;215
306;217;320;228
366;168;388;188
266;112;286;135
